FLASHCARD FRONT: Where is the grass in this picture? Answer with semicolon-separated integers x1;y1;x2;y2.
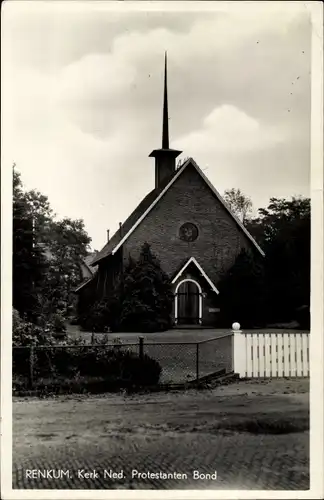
215;413;309;434
12;375;151;397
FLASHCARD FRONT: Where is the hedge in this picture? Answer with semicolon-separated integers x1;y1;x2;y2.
13;346;162;393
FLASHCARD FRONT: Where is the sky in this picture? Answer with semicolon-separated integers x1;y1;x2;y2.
2;1;311;251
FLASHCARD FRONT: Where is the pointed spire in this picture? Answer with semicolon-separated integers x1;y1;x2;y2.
149;52;182;188
162;51;169;149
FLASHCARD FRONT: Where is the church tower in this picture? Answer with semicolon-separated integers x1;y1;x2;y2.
149;53;182;189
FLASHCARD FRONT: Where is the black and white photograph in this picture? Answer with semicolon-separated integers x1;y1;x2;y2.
1;0;323;498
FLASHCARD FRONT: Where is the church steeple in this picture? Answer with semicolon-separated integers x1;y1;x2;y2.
162;52;169;149
149;52;182;189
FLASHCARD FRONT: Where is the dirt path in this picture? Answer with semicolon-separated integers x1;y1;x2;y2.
13;378;309;490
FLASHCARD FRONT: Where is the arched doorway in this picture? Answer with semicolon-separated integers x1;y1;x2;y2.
175;279;202;325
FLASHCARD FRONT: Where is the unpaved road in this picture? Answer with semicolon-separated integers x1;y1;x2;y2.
13;379;309;490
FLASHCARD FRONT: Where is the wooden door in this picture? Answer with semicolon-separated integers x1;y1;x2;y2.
177;280;200;325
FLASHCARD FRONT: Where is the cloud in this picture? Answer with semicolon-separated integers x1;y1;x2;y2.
2;5;311;249
174;105;285;157
58;54;137;104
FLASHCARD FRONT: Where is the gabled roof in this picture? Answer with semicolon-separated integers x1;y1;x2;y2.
171;257;220;294
39;243;97;279
92;157;264;265
84;253;98;271
73;276;94;293
91;170;179;265
79;253;98;280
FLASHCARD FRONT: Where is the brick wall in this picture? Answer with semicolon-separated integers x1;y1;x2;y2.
123;162;255;286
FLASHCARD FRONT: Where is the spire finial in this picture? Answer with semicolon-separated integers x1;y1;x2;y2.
162;51;169;149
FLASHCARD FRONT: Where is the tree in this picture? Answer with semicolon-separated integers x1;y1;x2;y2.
218;249;266;328
246;196;310;325
223;188;253;224
246;197;310;247
13;168;48;320
13;165;92;326
118;243;174;332
39;218;91;320
218;196;310;328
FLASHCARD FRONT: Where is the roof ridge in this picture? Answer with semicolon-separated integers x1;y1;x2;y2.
92;157;264;265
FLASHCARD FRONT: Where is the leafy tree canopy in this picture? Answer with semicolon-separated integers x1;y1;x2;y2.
229;196;310;326
13;165;92;324
246;196;310;249
223;188;253;224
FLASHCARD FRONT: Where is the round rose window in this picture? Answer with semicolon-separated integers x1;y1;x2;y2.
179;223;199;242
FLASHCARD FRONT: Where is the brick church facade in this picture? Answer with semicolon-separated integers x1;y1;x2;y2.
75;54;264;327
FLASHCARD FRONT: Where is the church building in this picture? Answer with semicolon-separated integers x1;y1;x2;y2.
75;54;264;327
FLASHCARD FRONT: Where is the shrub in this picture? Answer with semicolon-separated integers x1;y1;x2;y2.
118;352;162;386
12;308;56;347
74;348;161;386
69;316;79;325
80;300;108;332
76;345;115;377
51;313;66;333
79;294;119;332
79;244;173;333
12;310;52;380
13;341;162;392
12;310;84;379
12;307;162;392
118;244;173;332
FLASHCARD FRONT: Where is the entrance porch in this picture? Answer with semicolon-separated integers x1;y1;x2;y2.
171;257;220;327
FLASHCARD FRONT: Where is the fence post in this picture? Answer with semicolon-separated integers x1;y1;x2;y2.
196;343;199;381
232;323;246;378
139;336;144;360
29;343;35;389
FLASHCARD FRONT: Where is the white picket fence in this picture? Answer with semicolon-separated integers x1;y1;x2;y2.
233;331;310;378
